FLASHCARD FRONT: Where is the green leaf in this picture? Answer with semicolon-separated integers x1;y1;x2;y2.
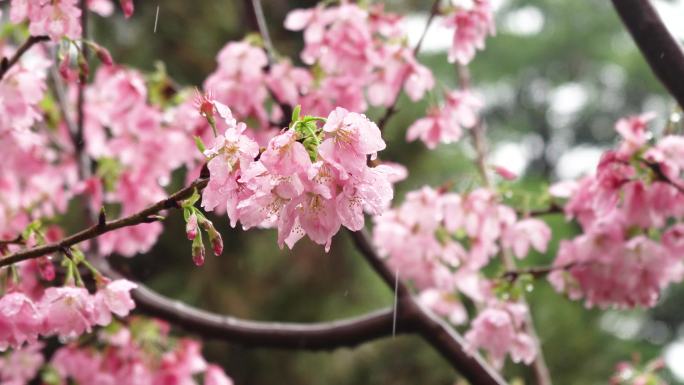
291;105;302;125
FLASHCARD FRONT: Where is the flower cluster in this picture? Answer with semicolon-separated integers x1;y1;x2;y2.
549;114;684;308
0;47;77;241
285;2;434;112
0;319;232;385
443;0;496;65
407;89;483;149
0;277;137;350
464;300;536;368
373;186;549;365
83;66;207;257
202;103;395;251
0;343;44;385
7;0;134;41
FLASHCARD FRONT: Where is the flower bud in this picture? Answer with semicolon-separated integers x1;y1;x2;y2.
186;212;198;240
38;256;55;281
95;45;114;66
191;236;205;266
59;51;77;82
199;217;223;256
119;0;134;18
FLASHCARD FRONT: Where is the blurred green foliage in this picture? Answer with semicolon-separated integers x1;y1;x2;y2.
91;0;684;383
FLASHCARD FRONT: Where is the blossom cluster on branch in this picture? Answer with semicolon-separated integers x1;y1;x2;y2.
373;186;550;366
1;0;681;383
0;318;232;385
549;114;684;308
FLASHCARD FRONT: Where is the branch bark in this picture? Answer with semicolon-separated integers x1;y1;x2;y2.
0;35;50;81
97;260;414;350
348;230;508;385
611;0;684;108
0;179;208;269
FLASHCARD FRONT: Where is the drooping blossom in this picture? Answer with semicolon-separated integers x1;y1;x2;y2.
549;114;684;308
443;0;496;65
0;343;44;385
202;104;395;251
465;300;537;368
407;89;483;149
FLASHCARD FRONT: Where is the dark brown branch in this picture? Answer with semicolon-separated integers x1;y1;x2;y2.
74;0;90;179
377;0;440;131
0;35;50;81
0;179;208;269
501;263;577;283
611;0;684;108
98;259;412;349
518;203;564;218
0;235;24;247
348;230;507;385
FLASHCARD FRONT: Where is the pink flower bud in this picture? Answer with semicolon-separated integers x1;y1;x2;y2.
211;232;223;256
59;52;77;82
493;165;518;181
198;217;223;256
119;0;134;18
38;256;55;281
95;45;114;66
186;213;198;240
191;236;205;266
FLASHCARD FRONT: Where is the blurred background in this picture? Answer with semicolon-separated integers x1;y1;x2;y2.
91;0;684;383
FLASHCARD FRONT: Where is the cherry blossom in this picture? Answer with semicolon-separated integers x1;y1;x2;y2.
464;300;537;368
443;0;496;65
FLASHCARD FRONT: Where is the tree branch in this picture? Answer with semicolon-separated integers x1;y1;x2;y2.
0;179;209;269
611;0;684;108
0;35;50;81
348;230;508;385
97;260;414;350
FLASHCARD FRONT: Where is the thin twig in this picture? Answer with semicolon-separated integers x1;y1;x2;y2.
377;0;441;132
501;263;577;282
0;179;208;269
74;0;90;179
0;35;50;81
457;62;551;384
250;0;277;63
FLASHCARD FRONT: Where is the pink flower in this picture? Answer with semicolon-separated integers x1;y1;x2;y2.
418;289;467;325
0;292;43;350
615;112;655;156
0;343;44;384
119;0;134;18
27;0;82;40
204;365;234;385
493;165;518;180
260;130;312;176
93;279;137;326
265;61;313;108
502;218;551;258
549;234;683;308
319;107;385;177
465;301;536;368
407;90;482;149
444;0;496;65
40;286;96;339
